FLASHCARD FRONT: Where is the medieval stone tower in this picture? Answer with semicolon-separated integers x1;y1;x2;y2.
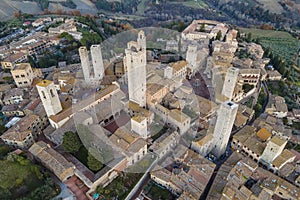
91;45;104;80
124;30;147;107
79;46;91;83
36;80;62;117
79;45;105;83
212;101;238;158
186;44;198;74
221;67;239;101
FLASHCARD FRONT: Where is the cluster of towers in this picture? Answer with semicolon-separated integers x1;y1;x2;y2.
35;29;238;159
79;44;105;84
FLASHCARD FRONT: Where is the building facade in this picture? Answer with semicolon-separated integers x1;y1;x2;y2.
11;63;35;88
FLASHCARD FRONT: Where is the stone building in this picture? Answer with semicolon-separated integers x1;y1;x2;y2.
29;141;75;182
131;116;148;139
221;67;239;101
124;31;147;108
260;136;287;168
36;80;63;118
11;63;37;88
1;114;43;149
212;101;238;158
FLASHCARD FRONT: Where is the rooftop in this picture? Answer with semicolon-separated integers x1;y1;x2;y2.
271;149;295;169
270;136;287;147
36;80;53;87
256;127;272;141
13;63;31;70
146;83;166;96
169;60;187;72
1;129;32;141
244;137;266;156
29;141;75;179
233;125;256;143
169;109;190;123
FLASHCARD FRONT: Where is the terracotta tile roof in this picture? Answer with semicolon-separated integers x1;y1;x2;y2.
169;60;187;72
233;125;256;143
1;130;32;141
244;137;266;156
146;83;166;96
256;127;272;141
270;136;286;147
29;141;75;180
272;149;295;169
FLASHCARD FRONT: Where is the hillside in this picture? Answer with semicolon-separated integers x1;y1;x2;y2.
0;0;42;21
0;0;299;30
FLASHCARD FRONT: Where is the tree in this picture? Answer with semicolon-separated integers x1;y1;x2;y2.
246;32;252;42
0;125;7;136
80;32;102;47
97;185;104;194
58;32;74;41
87;153;103;171
62;131;82;153
216;30;222;40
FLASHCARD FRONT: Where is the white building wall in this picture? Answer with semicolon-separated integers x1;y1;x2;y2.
131;117;148;139
260;139;287;165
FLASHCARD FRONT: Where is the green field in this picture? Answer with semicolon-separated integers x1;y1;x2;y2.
240;28;300;82
169;0;208;9
239;28;299;66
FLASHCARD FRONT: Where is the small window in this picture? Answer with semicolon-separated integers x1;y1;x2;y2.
15;75;20;78
41;91;46;99
21;74;25;78
50;89;55;97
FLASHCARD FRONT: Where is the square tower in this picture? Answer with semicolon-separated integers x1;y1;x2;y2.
90;45;104;81
260;136;287;166
79;46;91;83
221;67;239;101
131;116;148;139
36;80;62;117
186;44;198;72
212;101;238;158
124;31;147;107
